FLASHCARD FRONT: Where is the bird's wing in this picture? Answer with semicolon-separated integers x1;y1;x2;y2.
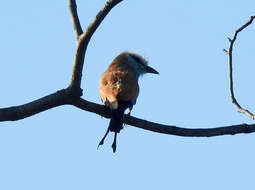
99;70;139;109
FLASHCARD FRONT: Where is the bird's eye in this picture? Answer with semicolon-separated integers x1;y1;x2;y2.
132;56;141;63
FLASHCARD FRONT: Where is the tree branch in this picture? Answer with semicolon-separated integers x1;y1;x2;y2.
225;15;255;119
1;92;255;136
1;1;255;139
69;0;83;39
69;0;123;89
0;89;69;121
70;98;255;137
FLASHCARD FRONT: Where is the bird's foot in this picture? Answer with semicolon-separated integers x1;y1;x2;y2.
126;107;132;116
123;108;132;127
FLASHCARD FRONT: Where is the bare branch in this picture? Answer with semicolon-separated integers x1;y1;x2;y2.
227;15;255;119
2;1;255;139
69;0;83;39
1;93;255;136
69;0;123;89
70;98;255;137
0;89;69;121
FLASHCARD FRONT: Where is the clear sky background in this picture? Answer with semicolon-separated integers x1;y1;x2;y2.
0;0;255;189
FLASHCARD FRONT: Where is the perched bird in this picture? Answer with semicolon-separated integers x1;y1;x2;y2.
98;51;159;152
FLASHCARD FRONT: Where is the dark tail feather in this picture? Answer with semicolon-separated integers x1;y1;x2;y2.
98;101;133;153
109;100;133;133
108;105;125;153
108;108;125;133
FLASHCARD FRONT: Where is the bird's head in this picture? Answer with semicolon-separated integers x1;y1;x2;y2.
123;51;159;77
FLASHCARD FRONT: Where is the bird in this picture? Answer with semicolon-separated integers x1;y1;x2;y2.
98;51;159;152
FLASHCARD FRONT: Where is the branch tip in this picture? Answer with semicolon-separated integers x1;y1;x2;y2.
69;0;83;39
222;48;228;54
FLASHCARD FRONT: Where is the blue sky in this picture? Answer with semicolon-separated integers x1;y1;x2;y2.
0;0;255;189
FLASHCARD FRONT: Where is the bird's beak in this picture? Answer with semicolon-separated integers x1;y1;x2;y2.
145;65;159;74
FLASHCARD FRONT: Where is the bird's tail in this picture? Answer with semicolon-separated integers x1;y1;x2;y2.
109;101;132;152
109;100;132;133
108;108;124;133
98;101;132;153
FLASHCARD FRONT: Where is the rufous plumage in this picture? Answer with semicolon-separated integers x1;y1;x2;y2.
98;51;159;152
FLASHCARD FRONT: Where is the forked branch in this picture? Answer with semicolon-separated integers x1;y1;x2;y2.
0;1;255;138
69;0;123;90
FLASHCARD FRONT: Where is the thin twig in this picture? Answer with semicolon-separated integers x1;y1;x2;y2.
227;15;255;119
69;0;83;39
